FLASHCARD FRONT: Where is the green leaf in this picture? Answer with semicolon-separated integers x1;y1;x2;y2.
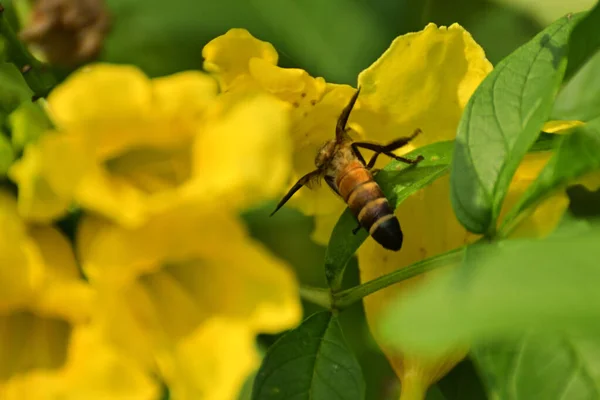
0;11;55;97
0;133;15;175
325;140;454;291
553;50;600;122
450;14;581;235
8;101;53;151
252;311;365;400
499;117;600;235
473;333;600;399
563;1;600;81
0;62;32;115
378;224;600;354
552;2;600;122
529;131;560;152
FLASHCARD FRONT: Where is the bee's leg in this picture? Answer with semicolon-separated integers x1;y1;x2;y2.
350;142;367;166
384;152;424;165
352;128;424;168
324;175;341;197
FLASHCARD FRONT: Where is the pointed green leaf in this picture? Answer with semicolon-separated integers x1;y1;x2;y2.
553;1;600;122
252;311;365;400
378;223;600;354
8;101;53;151
553;51;600;123
473;333;600;400
451;14;582;235
0;133;14;175
563;1;600;81
325;141;454;291
0;62;32;115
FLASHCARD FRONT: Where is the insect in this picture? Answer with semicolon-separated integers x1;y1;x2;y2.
271;88;423;251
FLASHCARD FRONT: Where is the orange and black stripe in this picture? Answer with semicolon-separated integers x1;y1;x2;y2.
336;161;403;251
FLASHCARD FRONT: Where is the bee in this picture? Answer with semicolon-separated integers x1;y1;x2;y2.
271;88;423;251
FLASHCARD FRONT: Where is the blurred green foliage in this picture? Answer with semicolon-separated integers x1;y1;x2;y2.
101;0;551;83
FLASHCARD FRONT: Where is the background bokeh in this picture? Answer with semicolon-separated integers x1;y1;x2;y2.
17;0;594;398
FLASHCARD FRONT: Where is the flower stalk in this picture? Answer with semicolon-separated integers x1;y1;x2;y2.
300;247;465;311
333;247;465;310
0;3;55;98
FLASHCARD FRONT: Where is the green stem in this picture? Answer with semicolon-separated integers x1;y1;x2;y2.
332;247;465;310
0;3;55;98
299;285;332;309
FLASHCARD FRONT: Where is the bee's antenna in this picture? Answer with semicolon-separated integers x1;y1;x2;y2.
336;87;361;142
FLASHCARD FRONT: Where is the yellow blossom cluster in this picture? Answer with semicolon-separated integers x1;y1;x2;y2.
2;64;301;399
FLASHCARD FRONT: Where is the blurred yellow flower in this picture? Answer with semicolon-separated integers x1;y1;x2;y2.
10;64;292;227
0;191;156;399
7;63;302;399
77;202;301;399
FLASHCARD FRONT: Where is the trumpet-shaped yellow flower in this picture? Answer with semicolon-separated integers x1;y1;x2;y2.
10;64;292;227
203;24;491;395
77;202;301;400
0;191;157;399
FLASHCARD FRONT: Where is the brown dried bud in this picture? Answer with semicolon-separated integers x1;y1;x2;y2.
19;0;111;67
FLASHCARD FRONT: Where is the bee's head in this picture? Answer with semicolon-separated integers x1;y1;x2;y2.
314;139;336;169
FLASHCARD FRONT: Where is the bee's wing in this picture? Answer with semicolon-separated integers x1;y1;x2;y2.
270;169;323;216
304;172;324;189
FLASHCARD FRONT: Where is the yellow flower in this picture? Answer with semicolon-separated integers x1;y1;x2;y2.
77;202;301;399
202;25;492;243
203;28;357;239
10;64;292;227
203;24;491;397
0;191;156;399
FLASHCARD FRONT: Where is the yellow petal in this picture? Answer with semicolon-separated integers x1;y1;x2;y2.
48;64;153;128
9;132;92;222
151;71;219;121
542;119;584;133
248;57;328;122
203;28;278;91
0;191;45;309
357;23;492;153
0;192;90;319
0;326;158;400
79;202;300;397
190;93;292;209
160;319;257;400
28;226;93;323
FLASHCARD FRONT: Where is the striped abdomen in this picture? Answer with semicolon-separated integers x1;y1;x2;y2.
336;161;403;251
